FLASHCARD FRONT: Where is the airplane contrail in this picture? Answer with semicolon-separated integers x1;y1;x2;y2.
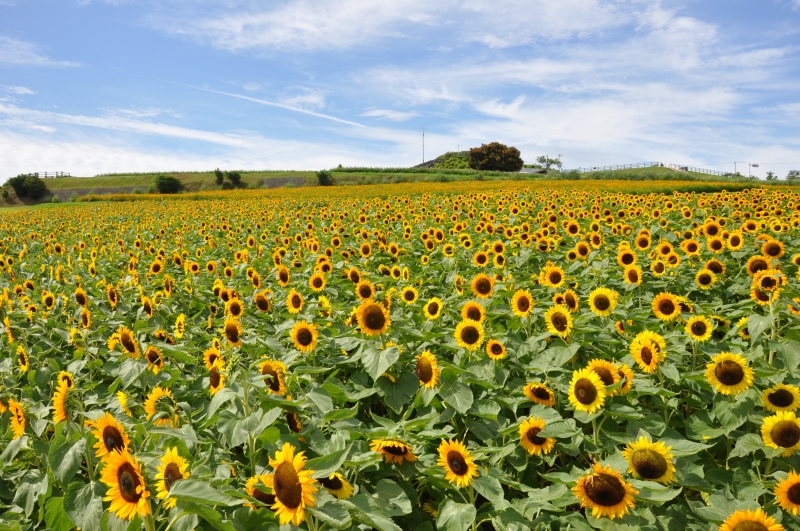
170;82;365;128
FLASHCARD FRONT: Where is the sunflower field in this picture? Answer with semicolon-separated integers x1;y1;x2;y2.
2;184;800;531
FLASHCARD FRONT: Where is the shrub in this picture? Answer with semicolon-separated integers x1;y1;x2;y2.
70;192;79;202
24;175;48;199
155;175;183;194
316;170;334;186
1;188;8;200
226;171;242;185
214;168;224;185
50;195;60;203
468;142;524;172
7;175;30;196
787;169;799;181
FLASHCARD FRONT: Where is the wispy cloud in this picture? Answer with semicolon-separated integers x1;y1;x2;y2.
0;35;78;66
2;85;34;95
360;109;420;121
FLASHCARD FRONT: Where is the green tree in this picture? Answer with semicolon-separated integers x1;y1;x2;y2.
787;169;799;181
316;170;334;186
226;171;242;185
766;171;777;181
155;175;183;194
214;168;224;185
24;175;48;199
468;143;523;172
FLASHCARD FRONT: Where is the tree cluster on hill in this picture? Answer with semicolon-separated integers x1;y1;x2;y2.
5;174;48;199
468;143;524;172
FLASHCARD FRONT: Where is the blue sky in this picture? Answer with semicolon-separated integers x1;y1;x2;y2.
1;0;800;178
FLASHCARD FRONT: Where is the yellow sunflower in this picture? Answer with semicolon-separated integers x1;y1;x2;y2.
510;289;534;318
290;320;318;353
762;411;800;456
209;360;226;396
57;370;75;389
651;292;680;322
470;273;495;299
370;439;417;464
308;272;326;292
437;439;479;488
260;359;288;396
623;264;642;285
539;263;566;288
587;359;620;393
319;472;354;500
423;297;443;320
718;509;783;531
16;345;29;373
544;305;573;338
400;286;418;305
174;313;186;339
144;386;177;427
588;287;617;317
223;317;243;347
774;471;800;515
92;412;130;458
8;398;25;439
461;300;486;323
144;346;164;374
685;315;713;343
415;350;440;389
100;449;151;521
569;368;606;414
485;339;507;360
617;363;634;394
117;326;140;358
454;319;485;351
244;475;275;509
260;442;317;526
523;382;556;407
518;417;556;455
286;289;304;314
154;447;190;509
762;384;800;413
356;300;390;336
52;380;70;424
621;436;676;483
203;347;224;370
695;269;716;290
573;463;637;520
225;298;245;319
705;352;753;395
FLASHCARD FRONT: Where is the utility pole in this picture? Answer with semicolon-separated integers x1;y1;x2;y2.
422;127;425;164
734;162;737;175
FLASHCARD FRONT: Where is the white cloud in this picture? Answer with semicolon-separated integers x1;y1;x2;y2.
242;82;262;92
360;109;419;121
0;104;250;146
2;85;34;95
0;36;78;66
101;107;182;119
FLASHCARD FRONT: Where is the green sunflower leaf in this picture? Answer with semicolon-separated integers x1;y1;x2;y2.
436;499;477;531
167;479;243;507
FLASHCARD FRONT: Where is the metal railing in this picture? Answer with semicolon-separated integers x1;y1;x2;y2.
569;162;730;177
19;172;71;178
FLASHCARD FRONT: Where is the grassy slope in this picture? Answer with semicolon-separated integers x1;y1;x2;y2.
43;171;316;191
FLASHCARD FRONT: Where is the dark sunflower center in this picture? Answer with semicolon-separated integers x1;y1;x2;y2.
687;243;698;252
654;263;665;273
261;366;281;392
711;240;722;250
210;368;221;388
755;289;770;302
490;343;504;355
526;426;547;446
550;312;568;332
82;313;90;326
631;449;668;479
144;301;152;314
475;278;492;295
715;360;744;386
517;297;530;311
574;378;598;405
152;263;161;273
751;260;768;274
319;475;344;490
147;350;160;364
256;296;270;311
297;328;313;346
363;305;386;330
772;420;800;448
584;473;626;507
230;302;242;315
404;291;415;301
163;463;181;492
313;278;323;288
761;277;776;290
280;272;289;283
592;367;614;386
121;334;136;353
226;324;239;342
691;321;707;336
287;412;302;433
731;522;768;531
708;262;723;274
460;326;480;345
628;270;639;283
76;293;86;306
768;389;795;408
549;271;562;284
416;358;433;383
765;243;780;256
447;451;468;476
273;462;302;509
208;352;219;365
466;307;481;321
117;463;142;503
252;485;276;504
477;254;487;264
658;299;675;315
532;387;551;401
291;295;301;308
45;296;53;306
62;375;74;387
787;483;800;505
383;444;408;456
103;426;125;453
594;296;610;311
428;302;439;315
621;254;634;265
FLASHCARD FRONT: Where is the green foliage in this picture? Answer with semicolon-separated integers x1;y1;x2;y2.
214;168;224;185
155;174;183;194
6;174;29;196
225;171;242;185
317;170;334;186
787;169;799;180
468;142;524;172
1;188;8;200
24;175;48;199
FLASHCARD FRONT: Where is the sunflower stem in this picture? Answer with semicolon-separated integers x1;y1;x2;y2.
143;513;156;531
77;406;95;482
765;458;773;476
161;511;186;531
